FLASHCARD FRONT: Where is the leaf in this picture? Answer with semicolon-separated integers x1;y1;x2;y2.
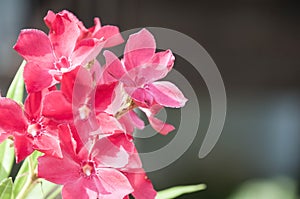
0;140;14;182
0;177;14;199
0;60;26;181
26;179;62;199
13;151;41;198
156;184;206;199
6;60;26;103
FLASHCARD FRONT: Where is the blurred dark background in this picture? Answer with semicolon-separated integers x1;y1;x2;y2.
1;0;300;198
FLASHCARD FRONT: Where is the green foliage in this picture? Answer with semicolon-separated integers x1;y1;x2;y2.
156;184;206;199
0;61;25;182
0;178;14;199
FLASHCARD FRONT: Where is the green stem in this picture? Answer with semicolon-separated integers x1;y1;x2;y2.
15;154;39;199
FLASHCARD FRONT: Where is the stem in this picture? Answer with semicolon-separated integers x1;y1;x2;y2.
15;155;39;199
115;99;138;119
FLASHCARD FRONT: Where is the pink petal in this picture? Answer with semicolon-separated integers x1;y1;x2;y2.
91;137;129;168
49;12;80;58
42;91;73;121
141;106;175;135
125;172;157;199
62;177;104;199
102;50;126;82
33;129;62;158
13;29;54;63
148;81;187;108
94;113;124;136
24;62;57;93
38;154;80;184
124;29;156;71
130;88;154;108
71;38;105;66
95;82;117;113
148;116;175;135
98;168;133;199
94;25;124;48
0;97;27;133
24;91;43;120
14;134;34;163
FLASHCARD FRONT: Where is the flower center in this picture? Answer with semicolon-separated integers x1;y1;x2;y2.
81;161;95;177
78;104;91;120
55;56;71;73
27;123;41;137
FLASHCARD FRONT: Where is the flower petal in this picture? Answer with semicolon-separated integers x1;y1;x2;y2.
98;168;133;199
94;25;124;48
42;91;73;121
13;29;54;63
0;97;27;133
124;29;156;70
125;171;157;199
49;12;80;58
148;81;187;108
14;134;34;163
24;62;56;93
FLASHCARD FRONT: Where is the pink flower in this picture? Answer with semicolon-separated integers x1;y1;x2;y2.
102;29;187;135
38;124;134;199
42;66;117;144
0;91;61;163
14;10;123;93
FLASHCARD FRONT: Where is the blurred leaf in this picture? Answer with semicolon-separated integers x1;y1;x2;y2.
13;151;41;198
156;184;206;199
0;61;25;181
6;60;25;103
0;140;14;182
26;179;62;199
228;176;298;199
0;177;14;199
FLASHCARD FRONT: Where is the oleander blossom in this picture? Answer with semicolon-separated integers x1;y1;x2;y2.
0;9;188;199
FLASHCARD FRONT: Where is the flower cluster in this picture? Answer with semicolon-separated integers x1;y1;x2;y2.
0;10;187;199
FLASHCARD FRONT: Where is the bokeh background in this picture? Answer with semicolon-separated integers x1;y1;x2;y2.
0;0;300;198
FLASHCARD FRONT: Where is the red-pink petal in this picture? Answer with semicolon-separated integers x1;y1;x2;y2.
33;130;62;158
95;82;117;112
24;62;56;93
125;172;157;199
148;81;188;108
38;154;80;184
94;25;124;48
24;92;43;120
91;137;129;168
13;29;54;63
102;50;126;82
0;97;27;133
98;168;133;198
14;134;34;163
130;88;154;108
42;91;73;121
72;38;105;66
124;29;156;71
148;116;175;135
49;12;80;58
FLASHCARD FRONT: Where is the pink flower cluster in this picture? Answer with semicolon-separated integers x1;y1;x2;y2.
0;10;187;199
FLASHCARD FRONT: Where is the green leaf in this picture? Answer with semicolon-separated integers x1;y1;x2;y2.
0;177;14;199
156;184;206;199
13;151;41;198
26;179;62;199
6;60;25;103
0;60;26;181
0;140;14;182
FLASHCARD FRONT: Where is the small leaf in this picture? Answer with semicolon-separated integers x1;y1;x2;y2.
156;184;206;199
0;177;14;199
13;151;41;197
